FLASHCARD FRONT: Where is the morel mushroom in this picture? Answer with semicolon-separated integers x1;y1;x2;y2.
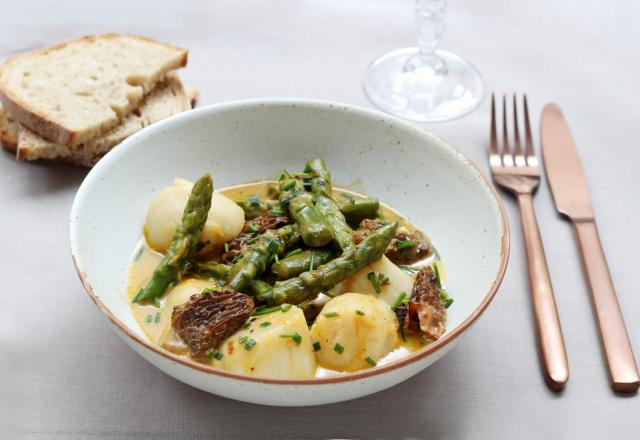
171;290;254;358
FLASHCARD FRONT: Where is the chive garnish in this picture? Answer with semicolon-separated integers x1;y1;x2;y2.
223;242;229;253
365;357;377;367
202;287;213;295
313;341;321;352
395;240;415;250
279;332;302;345
252;305;282;316
367;271;389;294
260;321;272;328
206;349;224;360
241;322;251;330
433;262;443;288
154;312;161;323
239;336;249;345
391;292;407;310
247;236;259;245
285;248;302;258
292;172;311;178
355;310;365;316
283;180;296;191
248;194;261;206
323;311;339;318
145;314;153;323
334;343;344;354
244;339;257;351
444;298;454;309
281;303;292;312
247;223;259;233
213;351;223;360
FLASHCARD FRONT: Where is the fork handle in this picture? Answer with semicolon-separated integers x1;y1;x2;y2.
518;193;569;390
573;220;640;392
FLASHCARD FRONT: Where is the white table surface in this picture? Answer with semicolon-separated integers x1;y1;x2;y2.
1;0;639;438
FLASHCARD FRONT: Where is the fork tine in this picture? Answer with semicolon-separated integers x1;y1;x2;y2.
489;94;501;167
501;95;514;167
512;95;526;166
523;95;539;167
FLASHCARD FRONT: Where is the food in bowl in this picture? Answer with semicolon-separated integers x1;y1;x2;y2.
128;157;453;379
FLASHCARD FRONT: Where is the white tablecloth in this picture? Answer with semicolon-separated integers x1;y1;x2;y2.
1;0;639;438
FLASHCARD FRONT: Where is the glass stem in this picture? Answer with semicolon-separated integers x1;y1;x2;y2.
405;0;448;75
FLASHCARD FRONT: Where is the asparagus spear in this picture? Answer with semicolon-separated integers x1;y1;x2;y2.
338;198;380;225
224;225;299;292
255;221;398;305
271;248;333;280
305;158;355;252
133;174;213;303
279;174;333;247
195;261;231;280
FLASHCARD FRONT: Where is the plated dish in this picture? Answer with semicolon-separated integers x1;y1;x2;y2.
128;158;452;378
70;99;508;405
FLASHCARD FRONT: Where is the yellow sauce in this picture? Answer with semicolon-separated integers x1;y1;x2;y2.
129;181;443;377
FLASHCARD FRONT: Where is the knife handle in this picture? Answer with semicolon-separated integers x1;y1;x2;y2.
518;193;569;390
573;220;640;392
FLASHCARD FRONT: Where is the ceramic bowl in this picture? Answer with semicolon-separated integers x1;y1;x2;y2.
70;99;509;406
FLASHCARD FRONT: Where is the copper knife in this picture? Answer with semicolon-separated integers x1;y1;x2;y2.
541;103;640;392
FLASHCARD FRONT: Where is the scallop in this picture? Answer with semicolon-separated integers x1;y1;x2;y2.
213;306;317;379
333;256;415;307
144;178;245;254
310;293;398;371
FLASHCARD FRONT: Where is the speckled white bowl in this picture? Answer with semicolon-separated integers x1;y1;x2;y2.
70;99;509;406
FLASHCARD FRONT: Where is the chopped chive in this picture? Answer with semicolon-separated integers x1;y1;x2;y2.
292;172;311;178
323;311;339;318
145;314;153;323
279;332;302;345
248;194;261;206
223;242;229;253
279;173;285;181
391;292;407;310
247;236;259;245
395;240;415;250
355;310;365;316
247;223;259;233
239;336;249;345
244;339;257;351
367;271;389;294
281;303;292;312
444;298;454;309
433;262;443;288
334;343;344;354
154;312;161;324
365;356;377;367
260;321;272;328
251;305;282;316
213;351;223;360
202;287;213;295
241;322;251;329
313;341;321;352
285;248;303;258
283;180;296;191
206;349;224;360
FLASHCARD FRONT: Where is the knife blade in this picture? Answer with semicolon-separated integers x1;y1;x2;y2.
541;103;639;392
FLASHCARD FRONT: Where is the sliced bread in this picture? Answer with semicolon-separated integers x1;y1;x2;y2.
10;74;197;167
0;34;188;147
0;106;18;152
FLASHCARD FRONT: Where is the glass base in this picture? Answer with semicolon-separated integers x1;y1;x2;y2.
363;47;484;122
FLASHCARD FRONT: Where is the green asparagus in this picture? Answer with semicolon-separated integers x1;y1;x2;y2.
271;248;333;280
195;261;231;280
224;225;299;292
235;195;268;219
305;158;355;252
338;198;380;225
279;174;333;247
133;174;213;303
255;221;398;305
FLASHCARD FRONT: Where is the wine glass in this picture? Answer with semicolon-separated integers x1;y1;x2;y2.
363;0;484;122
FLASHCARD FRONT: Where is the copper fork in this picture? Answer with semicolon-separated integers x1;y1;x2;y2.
490;94;569;390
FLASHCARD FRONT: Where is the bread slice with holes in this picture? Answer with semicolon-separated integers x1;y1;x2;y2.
0;34;187;147
7;74;197;167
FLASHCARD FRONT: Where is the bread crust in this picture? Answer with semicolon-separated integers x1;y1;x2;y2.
0;34;188;147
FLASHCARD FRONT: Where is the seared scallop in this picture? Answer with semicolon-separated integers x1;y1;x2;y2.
310;293;398;371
